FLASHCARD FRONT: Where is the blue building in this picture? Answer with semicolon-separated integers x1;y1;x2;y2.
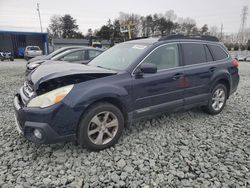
0;31;49;58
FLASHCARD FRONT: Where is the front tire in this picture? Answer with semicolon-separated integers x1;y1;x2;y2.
204;84;228;115
78;102;124;151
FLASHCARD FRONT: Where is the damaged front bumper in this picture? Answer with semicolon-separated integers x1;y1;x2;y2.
13;94;76;144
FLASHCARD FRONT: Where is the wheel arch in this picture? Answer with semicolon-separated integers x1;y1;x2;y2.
211;77;231;98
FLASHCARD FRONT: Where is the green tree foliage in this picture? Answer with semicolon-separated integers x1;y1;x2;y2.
61;14;80;38
48;14;84;39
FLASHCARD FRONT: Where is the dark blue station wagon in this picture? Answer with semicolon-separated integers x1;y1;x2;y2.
14;35;240;150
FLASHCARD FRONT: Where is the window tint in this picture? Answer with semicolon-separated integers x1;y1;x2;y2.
208;44;228;61
143;44;179;70
61;51;83;62
204;45;213;62
182;43;206;65
88;50;102;60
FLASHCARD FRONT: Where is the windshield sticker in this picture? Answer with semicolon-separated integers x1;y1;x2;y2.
132;45;147;50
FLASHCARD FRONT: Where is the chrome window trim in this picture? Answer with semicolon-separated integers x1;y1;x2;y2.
132;41;230;76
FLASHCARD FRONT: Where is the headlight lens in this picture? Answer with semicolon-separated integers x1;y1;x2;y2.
27;84;74;108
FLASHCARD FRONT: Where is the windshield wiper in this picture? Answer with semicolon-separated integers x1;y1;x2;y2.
96;65;113;70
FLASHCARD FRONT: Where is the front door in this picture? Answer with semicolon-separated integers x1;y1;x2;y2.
132;43;185;119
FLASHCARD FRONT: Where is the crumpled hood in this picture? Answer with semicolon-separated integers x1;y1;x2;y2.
29;61;117;90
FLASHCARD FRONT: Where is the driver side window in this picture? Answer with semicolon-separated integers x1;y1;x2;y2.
61;51;84;62
143;44;179;70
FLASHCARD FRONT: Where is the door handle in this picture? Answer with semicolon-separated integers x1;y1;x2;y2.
209;67;217;73
172;73;184;80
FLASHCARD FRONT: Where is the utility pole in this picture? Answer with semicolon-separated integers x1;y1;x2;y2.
238;6;248;44
37;3;43;32
220;23;223;41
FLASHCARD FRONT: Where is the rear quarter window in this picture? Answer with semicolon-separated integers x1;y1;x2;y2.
181;43;206;65
208;44;228;61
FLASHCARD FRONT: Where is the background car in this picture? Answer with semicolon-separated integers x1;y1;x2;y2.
0;51;14;61
27;46;84;63
24;46;43;60
26;47;104;75
237;54;250;61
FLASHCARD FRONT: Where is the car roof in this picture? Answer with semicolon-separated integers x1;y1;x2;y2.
124;35;220;46
124;38;160;45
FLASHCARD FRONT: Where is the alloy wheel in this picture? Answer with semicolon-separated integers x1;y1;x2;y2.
87;111;119;145
211;88;226;111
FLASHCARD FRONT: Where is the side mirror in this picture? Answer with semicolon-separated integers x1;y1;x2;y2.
140;63;157;74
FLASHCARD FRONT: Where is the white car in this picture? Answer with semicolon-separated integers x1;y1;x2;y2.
24;46;43;60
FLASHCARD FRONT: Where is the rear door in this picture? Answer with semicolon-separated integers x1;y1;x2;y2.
181;42;215;106
132;43;185;118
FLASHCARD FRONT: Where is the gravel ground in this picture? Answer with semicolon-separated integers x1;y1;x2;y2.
0;60;250;188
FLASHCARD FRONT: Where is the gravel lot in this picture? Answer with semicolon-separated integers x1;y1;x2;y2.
0;60;250;188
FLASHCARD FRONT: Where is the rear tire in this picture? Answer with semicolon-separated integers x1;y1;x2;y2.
203;84;228;115
78;102;124;151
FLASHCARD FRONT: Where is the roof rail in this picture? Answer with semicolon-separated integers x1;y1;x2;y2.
129;36;149;41
159;34;219;42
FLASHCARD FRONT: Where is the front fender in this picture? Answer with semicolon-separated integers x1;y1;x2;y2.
64;83;132;112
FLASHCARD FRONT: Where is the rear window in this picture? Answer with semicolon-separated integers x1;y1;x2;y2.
208;44;228;61
27;46;40;51
182;43;206;65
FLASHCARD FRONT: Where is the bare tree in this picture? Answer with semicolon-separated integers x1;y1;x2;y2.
165;10;177;21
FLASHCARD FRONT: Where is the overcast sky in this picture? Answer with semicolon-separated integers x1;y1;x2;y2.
0;0;249;34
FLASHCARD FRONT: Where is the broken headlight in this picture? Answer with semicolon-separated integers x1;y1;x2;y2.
27;85;74;108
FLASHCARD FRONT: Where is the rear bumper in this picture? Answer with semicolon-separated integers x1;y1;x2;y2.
13;94;77;144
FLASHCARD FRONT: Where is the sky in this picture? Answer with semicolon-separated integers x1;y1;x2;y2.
0;0;249;34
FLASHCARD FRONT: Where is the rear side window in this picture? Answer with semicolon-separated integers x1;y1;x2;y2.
181;43;206;65
208;44;228;61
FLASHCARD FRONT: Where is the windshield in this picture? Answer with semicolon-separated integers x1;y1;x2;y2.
89;43;149;71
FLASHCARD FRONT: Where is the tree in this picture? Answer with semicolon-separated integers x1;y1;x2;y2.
200;24;208;35
177;17;197;35
48;15;63;39
96;25;112;40
209;26;219;37
87;28;93;37
165;10;177;21
113;20;122;40
61;14;79;38
118;12;141;38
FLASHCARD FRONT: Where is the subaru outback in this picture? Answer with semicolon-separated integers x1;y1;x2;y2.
14;35;239;150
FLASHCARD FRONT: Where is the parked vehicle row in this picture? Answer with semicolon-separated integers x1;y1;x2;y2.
26;47;104;75
14;35;239;150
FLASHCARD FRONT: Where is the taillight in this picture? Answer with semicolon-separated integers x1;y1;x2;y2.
232;59;239;68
